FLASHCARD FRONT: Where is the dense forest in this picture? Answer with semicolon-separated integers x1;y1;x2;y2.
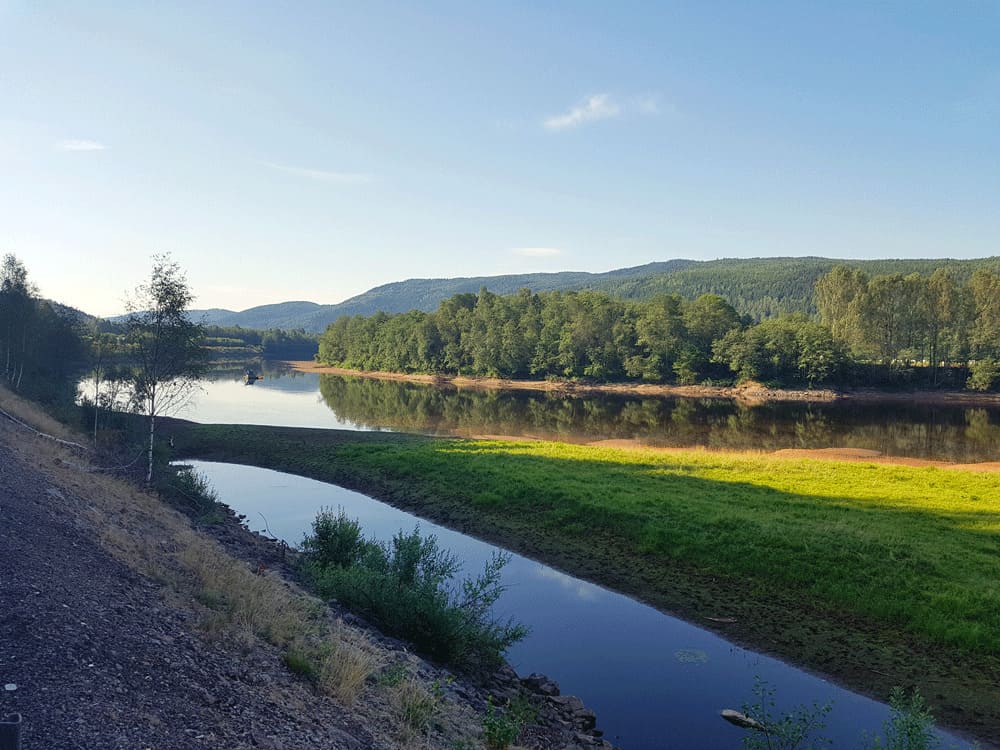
317;266;1000;391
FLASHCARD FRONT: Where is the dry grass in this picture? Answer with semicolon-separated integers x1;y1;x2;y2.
318;628;379;706
0;385;497;749
391;678;440;743
0;385;379;705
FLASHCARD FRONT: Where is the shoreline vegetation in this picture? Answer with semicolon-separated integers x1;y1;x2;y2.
166;420;1000;746
288;360;1000;409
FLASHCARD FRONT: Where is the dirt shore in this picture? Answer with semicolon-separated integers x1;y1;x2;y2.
287;361;1000;408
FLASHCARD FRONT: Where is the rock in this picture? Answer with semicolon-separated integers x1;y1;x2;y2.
721;708;768;731
522;671;561;696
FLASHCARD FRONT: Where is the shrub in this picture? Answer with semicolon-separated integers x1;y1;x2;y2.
967;358;999;392
302;518;527;672
864;687;940;750
301;506;366;568
739;677;832;750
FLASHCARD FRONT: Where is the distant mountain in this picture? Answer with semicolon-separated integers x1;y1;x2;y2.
185;261;698;332
172;256;1000;333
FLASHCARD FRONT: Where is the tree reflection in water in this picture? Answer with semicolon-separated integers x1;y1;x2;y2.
316;374;1000;463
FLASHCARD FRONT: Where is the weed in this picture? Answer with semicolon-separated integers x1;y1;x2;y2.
739;677;832;750
393;678;440;736
482;695;534;750
283;648;318;681
318;636;374;706
863;687;960;750
377;662;409;688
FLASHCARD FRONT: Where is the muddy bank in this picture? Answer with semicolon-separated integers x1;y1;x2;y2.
287;361;1000;408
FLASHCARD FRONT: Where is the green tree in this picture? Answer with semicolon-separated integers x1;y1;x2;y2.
969;269;1000;360
123;254;207;484
0;253;37;389
815;266;869;356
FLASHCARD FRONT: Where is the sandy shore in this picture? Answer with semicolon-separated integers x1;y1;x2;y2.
285;361;1000;408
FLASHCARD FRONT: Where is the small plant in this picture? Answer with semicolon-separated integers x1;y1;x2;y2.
377;661;409;688
282;647;319;682
318;639;373;706
482;695;534;750
738;677;832;750
157;465;221;516
393;678;440;735
863;687;940;750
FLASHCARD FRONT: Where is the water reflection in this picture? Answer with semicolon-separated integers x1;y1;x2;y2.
314;374;1000;462
165;367;1000;463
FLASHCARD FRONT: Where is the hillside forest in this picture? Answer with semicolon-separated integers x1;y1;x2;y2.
317;267;1000;391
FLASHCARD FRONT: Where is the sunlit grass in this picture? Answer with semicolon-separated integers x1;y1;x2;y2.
177;425;1000;656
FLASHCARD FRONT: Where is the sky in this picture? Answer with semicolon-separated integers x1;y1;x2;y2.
1;1;998;317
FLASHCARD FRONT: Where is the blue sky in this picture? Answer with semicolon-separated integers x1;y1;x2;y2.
1;1;998;316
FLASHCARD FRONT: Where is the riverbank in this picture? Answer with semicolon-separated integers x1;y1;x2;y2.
0;387;614;750
287;361;1000;407
167;421;1000;747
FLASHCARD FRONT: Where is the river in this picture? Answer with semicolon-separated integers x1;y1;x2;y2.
168;367;988;748
177;365;1000;463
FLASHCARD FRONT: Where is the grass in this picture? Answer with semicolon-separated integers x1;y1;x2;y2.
175;423;1000;654
169;422;1000;740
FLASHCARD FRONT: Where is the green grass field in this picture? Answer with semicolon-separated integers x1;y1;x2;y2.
170;423;1000;738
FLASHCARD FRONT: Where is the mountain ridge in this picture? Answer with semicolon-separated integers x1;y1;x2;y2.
110;256;1000;333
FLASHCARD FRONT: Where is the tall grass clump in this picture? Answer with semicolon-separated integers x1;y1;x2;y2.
301;507;527;672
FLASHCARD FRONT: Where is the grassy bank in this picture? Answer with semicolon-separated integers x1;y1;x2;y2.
168;422;1000;742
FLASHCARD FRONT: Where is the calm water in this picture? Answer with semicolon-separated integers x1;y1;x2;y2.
186;460;975;750
180;365;1000;463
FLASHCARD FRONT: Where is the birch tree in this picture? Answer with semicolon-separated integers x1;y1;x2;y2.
124;255;206;483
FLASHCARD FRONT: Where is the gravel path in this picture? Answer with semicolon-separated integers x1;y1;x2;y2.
0;419;376;750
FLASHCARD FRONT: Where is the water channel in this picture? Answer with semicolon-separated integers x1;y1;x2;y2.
171;367;992;748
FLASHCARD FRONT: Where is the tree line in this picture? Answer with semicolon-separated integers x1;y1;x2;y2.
0;254;87;406
318;267;1000;391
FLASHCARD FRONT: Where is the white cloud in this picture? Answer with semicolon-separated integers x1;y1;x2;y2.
262;161;373;184
57;139;106;152
512;246;563;257
544;94;620;131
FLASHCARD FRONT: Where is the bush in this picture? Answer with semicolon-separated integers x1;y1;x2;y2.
301;506;366;568
739;677;832;750
967;358;999;392
864;688;941;750
301;515;527;672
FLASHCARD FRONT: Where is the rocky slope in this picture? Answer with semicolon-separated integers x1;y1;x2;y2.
0;390;615;750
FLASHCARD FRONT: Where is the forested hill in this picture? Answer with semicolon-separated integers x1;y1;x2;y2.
593;257;1000;320
189;256;1000;332
190;261;696;331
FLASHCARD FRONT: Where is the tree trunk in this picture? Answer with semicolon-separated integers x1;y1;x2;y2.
146;404;156;485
